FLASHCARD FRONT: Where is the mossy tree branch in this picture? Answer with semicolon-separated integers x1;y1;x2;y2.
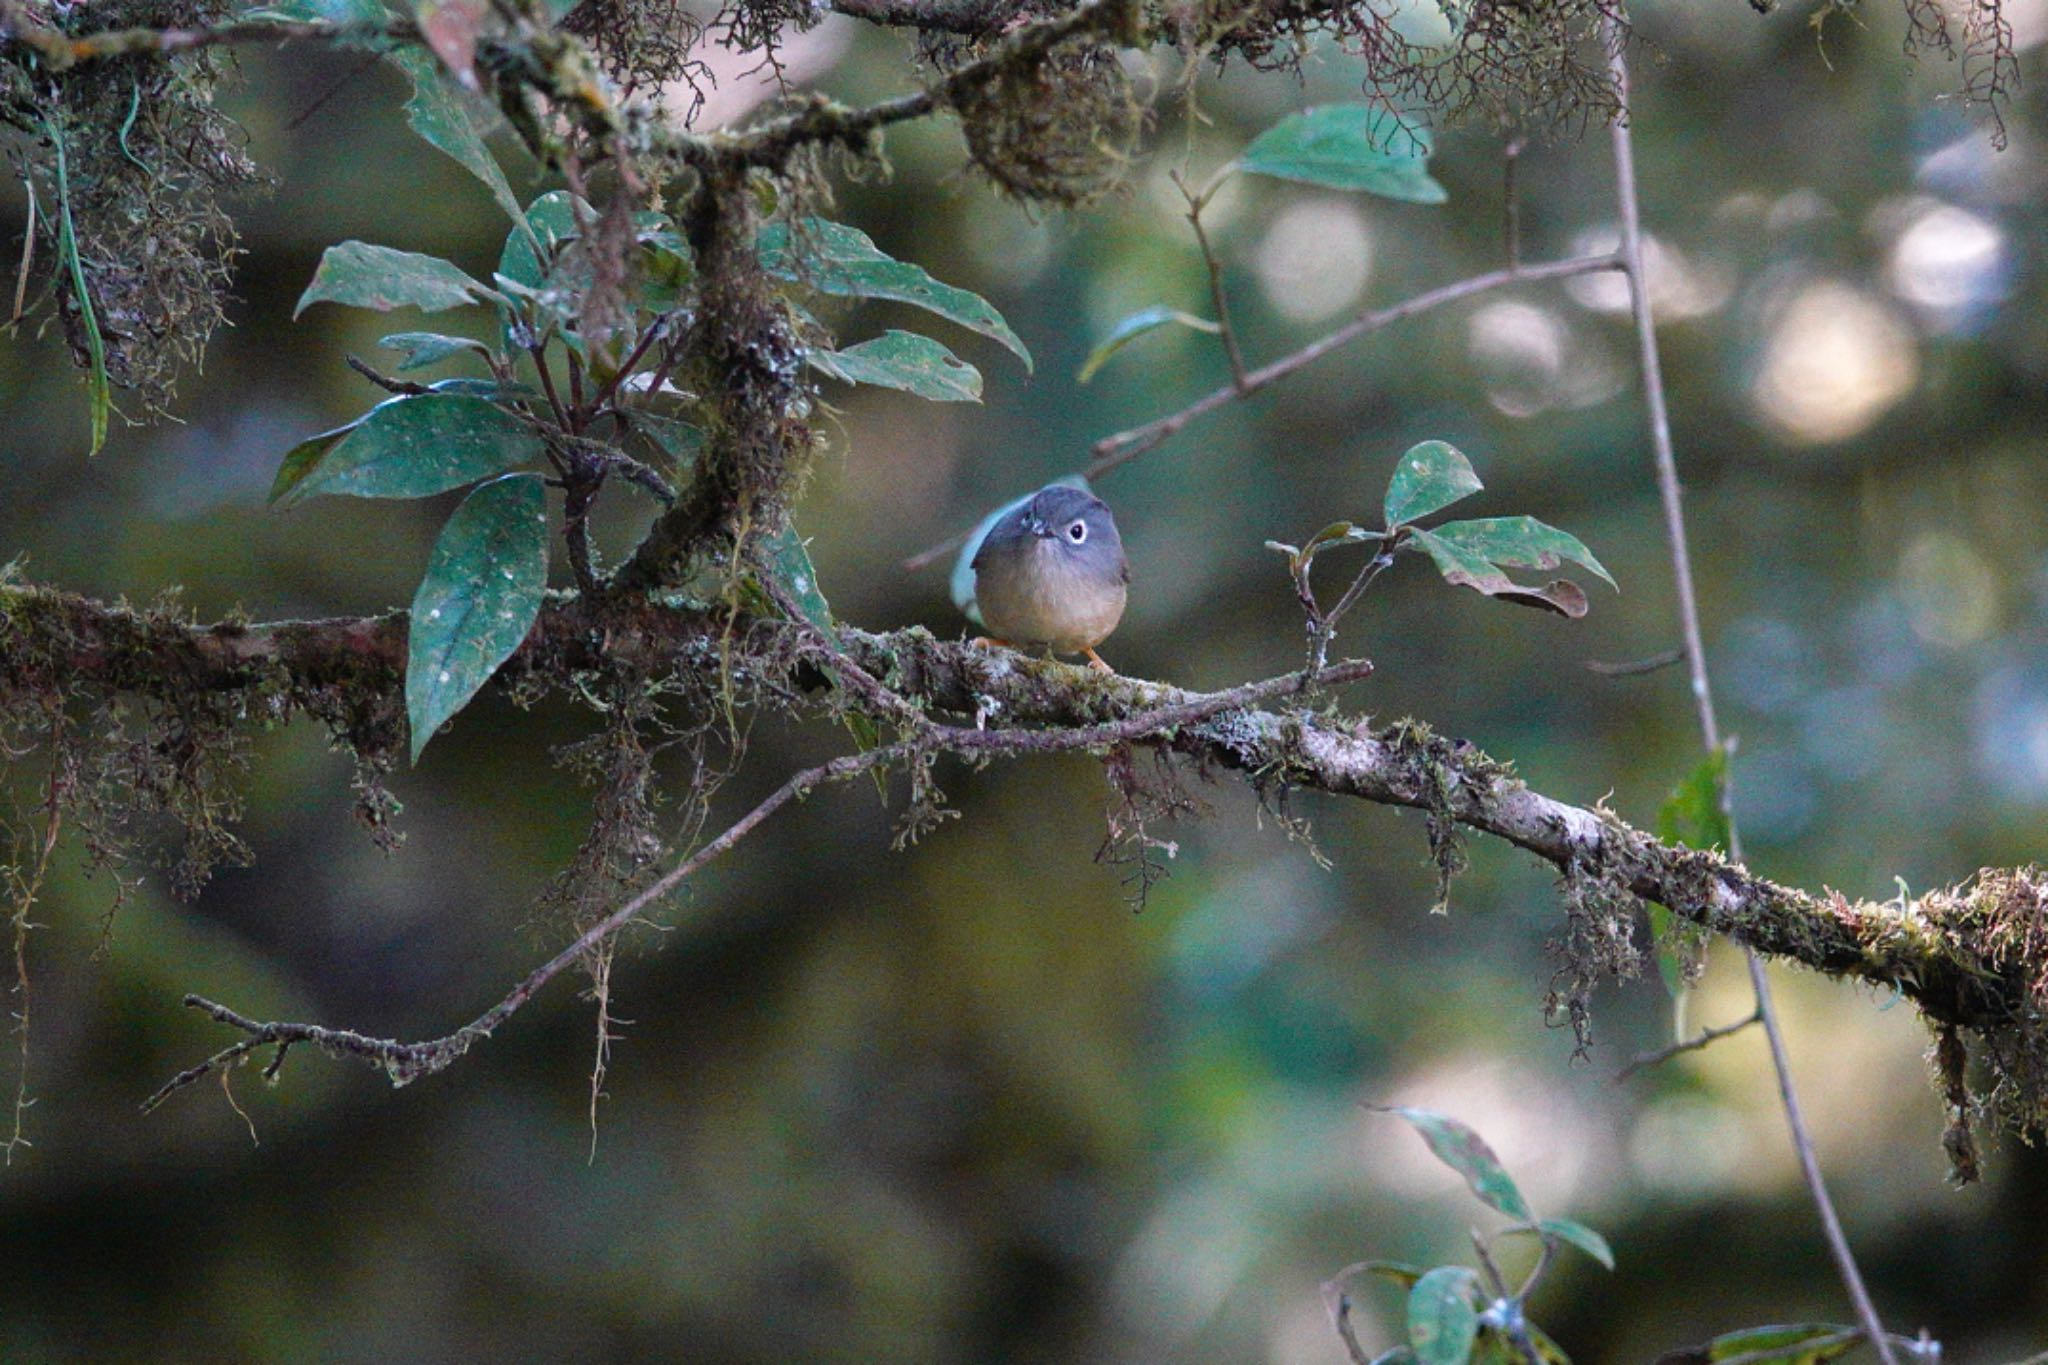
6;578;2048;1113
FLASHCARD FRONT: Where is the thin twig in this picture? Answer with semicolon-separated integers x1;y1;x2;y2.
900;252;1623;573
1174;170;1246;391
145;653;1375;1108
1084;254;1622;478
1615;1008;1761;1081
144;742;909;1111
1605;19;1901;1364
344;355;429;397
1319;1264;1380;1365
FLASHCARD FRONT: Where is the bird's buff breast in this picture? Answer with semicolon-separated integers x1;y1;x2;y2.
975;540;1127;654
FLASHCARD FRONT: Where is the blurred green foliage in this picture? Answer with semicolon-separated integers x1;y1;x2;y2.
3;1;2048;1362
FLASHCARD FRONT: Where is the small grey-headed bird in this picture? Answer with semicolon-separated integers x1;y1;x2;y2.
952;481;1129;672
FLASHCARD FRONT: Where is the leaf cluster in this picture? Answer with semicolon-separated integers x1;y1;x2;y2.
276;190;1030;761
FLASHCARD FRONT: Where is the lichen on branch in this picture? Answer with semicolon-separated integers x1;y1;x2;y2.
6;579;2048;1140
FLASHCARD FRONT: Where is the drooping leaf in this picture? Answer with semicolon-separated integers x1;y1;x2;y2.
394;49;525;225
1503;1218;1614;1271
295;241;496;318
1239;105;1448;204
1408;527;1592;618
379;330;493;372
46;114;109;455
407;472;548;762
1374;1106;1534;1221
1428;516;1616;590
1655;1324;1862;1365
808;330;983;403
1384;440;1483;529
763;521;833;635
758;218;1032;371
1076;306;1220;383
1406;1266;1481;1365
269;422;359;505
274;393;542;505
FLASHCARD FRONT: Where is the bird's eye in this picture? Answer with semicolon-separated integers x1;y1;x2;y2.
1066;520;1088;544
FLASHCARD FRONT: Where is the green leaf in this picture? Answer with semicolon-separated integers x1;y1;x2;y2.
629;413;704;463
421;377;534;400
295;242;496;318
1474;1325;1572;1365
46;114;110;455
1361;1260;1429;1290
758;218;1032;371
407;472;548;763
1659;747;1731;852
240;0;387;24
274;393;543;505
1663;1324;1861;1365
1408;527;1591;618
379;331;493;372
268;422;359;505
1525;1324;1574;1365
1406;1267;1481;1365
394;49;525;226
1428;517;1616;590
1374;1106;1534;1221
1076;306;1220;383
808;330;983;403
763;521;833;635
1650;748;1727;1026
500;190;581;294
1239;105;1448;203
1384;440;1483;529
1503;1218;1614;1271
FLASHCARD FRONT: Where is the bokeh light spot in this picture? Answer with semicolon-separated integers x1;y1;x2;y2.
1750;280;1917;444
1255;201;1371;323
1897;530;1999;648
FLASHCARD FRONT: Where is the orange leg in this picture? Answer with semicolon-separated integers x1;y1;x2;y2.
1083;648;1114;674
972;636;1016;651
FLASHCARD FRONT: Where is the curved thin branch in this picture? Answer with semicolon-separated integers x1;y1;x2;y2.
901;253;1624;572
142;650;1375;1104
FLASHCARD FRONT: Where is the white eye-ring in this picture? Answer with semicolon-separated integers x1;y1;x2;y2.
1066;520;1088;544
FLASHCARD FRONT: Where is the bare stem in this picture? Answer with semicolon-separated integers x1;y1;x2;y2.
1615;1008;1761;1081
1174;170;1247;390
145;651;1376;1107
1605;18;1900;1363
